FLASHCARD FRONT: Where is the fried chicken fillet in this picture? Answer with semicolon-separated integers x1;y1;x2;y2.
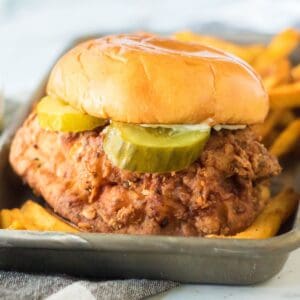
9;113;280;236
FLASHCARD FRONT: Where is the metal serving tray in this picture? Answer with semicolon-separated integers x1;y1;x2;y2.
0;35;300;285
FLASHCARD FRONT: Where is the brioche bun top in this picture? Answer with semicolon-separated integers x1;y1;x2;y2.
47;33;268;125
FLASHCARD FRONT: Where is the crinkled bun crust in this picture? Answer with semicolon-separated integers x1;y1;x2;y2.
47;33;269;125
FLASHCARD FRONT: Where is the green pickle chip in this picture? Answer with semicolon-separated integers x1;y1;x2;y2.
37;96;106;132
103;122;211;173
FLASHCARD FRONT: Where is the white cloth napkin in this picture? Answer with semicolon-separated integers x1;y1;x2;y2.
0;271;178;300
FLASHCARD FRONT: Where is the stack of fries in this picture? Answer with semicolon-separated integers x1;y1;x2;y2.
0;29;299;238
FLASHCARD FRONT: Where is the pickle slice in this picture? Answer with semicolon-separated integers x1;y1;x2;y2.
103;122;210;173
37;96;106;132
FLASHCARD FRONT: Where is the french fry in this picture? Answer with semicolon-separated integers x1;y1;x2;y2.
270;119;300;157
263;59;291;90
279;110;296;127
21;200;79;233
0;209;25;229
0;209;14;228
269;82;300;109
291;64;300;81
253;28;300;74
244;45;266;64
259;109;285;139
173;31;264;63
8;220;26;230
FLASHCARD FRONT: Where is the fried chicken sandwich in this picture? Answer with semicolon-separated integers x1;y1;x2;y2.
9;33;281;236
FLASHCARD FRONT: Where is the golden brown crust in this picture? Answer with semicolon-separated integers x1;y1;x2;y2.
47;33;269;125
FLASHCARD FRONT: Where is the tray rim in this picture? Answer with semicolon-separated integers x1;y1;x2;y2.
0;227;300;256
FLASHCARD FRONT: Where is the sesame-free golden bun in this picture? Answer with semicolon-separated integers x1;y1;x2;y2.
47;33;269;125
